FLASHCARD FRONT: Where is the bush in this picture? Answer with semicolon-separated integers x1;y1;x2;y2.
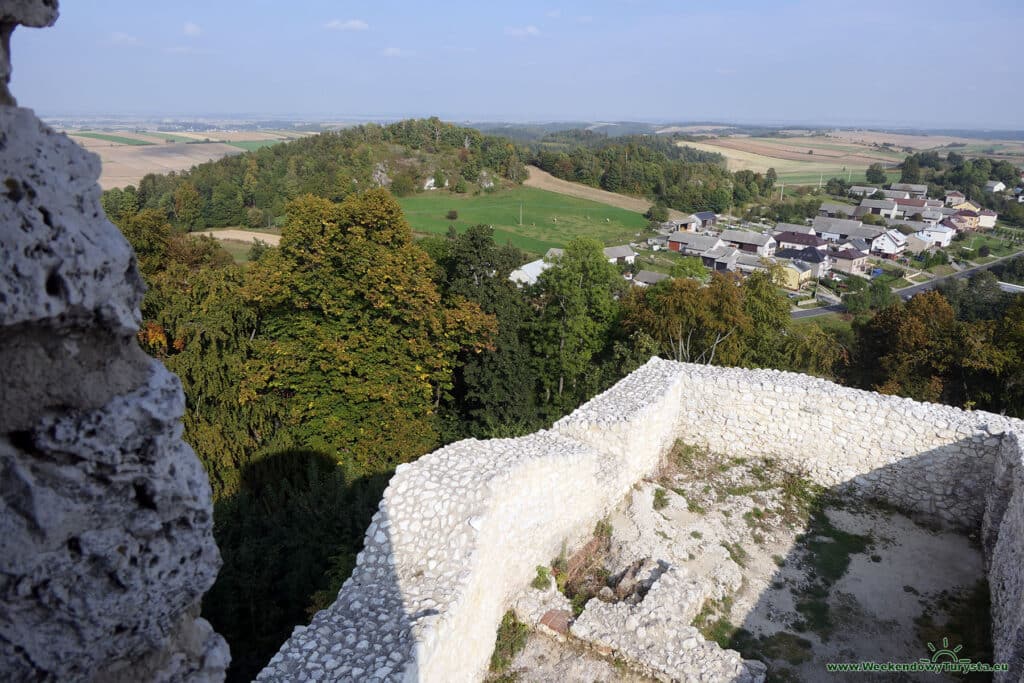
979;244;991;257
445;209;458;221
653;487;669;510
489;611;529;673
645;204;669;222
531;565;551;590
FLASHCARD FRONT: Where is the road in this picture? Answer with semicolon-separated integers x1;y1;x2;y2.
790;250;1024;319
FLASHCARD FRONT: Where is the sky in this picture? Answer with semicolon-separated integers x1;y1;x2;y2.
10;0;1023;129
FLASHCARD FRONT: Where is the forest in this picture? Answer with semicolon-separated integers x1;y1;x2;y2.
107;124;1024;680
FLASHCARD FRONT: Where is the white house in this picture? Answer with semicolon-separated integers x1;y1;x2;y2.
871;229;907;258
985;180;1007;193
858;198;898;219
719;229;777;257
910;224;955;249
603;245;637;265
979;209;998;229
848;185;878;197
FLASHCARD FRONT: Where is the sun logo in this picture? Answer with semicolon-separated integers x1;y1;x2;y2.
927;637;965;663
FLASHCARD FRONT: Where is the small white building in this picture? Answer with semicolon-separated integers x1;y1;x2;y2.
979;209;998;229
985;180;1007;193
603;245;637;265
509;259;550;286
909;224;955;250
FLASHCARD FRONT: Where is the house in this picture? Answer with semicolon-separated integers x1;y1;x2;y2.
985;180;1007;193
942;216;972;233
776;260;813;290
694;211;718;228
954;210;981;231
948;198;982;212
509;259;550;286
776;247;831;278
905;224;955;252
668;232;725;256
885;219;933;235
719;229;776;256
659;216;700;234
838;237;871;255
632;269;670;287
774;231;828;252
700;245;738;272
889;182;928;199
944;190;965;206
812;216;867;242
831;248;869;275
893;197;943;219
603;245;637;265
647;236;668;250
773;222;816;235
882;189;911;199
857;198;898;219
848;185;878;197
819;202;857;219
734;252;774;274
978;209;997;229
871;229;907;258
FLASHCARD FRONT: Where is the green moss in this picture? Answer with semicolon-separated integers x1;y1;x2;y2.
531;565;550;590
653;487;669;510
489;611;528;673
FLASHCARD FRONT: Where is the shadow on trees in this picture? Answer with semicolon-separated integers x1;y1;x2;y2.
202;448;389;682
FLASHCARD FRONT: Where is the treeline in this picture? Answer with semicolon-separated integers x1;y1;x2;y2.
900;151;1024;226
101;117;527;231
528;132;776;212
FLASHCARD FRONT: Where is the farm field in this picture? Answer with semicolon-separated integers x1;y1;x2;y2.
397;186;649;255
60;128;310;188
524;166;687;220
677;138;903;185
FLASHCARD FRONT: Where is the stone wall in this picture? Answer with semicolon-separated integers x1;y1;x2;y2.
0;2;229;680
261;357;1024;681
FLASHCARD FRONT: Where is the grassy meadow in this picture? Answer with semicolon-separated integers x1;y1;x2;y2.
398;186;649;255
71;131;155;146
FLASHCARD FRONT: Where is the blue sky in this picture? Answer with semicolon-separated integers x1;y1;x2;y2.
10;0;1023;128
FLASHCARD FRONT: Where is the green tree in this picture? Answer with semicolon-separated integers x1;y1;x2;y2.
865;163;888;184
174;181;203;229
530;238;623;411
900;156;921;184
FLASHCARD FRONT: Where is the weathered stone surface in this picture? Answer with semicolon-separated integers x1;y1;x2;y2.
0;6;228;678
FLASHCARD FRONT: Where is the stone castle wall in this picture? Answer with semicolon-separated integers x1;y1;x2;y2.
261;358;1024;682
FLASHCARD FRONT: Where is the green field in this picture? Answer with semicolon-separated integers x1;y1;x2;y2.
227;140;283;151
148;131;201;143
72;131;154;146
398;187;649;255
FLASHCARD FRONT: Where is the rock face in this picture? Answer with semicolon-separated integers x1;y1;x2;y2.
0;2;228;680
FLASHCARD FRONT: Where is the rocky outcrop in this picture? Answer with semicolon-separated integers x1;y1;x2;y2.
0;2;228;680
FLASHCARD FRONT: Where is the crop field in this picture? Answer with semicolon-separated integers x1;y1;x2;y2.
398;186;649;255
226;140;283;151
69;131;155;146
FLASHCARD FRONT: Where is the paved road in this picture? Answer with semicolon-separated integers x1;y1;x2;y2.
790;250;1024;319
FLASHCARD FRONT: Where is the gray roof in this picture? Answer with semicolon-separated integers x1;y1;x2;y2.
849;185;878;194
702;245;738;261
603;245;636;259
776;247;826;263
735;252;773;269
786;260;813;274
812;216;864;234
774;222;815;235
840;237;870;252
633;269;670;285
719;229;775;247
668;232;723;252
842;225;886;241
884;219;931;233
881;189;910;199
890;183;928;193
859;198;897;210
985;180;1003;189
819;202;857;216
545;247;564;259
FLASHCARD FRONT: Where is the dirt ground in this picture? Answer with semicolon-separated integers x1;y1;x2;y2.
67;140;244;189
504;446;990;682
194;229;281;246
523;166;687;221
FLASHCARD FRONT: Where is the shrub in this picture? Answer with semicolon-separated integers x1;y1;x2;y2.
489;611;529;673
445;209;458;221
653;487;669;510
531;565;551;590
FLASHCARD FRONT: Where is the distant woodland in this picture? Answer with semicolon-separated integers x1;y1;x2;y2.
106;120;1024;680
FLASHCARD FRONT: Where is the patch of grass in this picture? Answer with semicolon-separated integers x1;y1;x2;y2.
803;507;872;584
531;565;551;591
594;517;613;541
772;554;786;567
757;632;814;665
71;131;155;146
690;530;703;539
227;140;283;151
653;487;669;510
398;186;648;256
489;610;528;674
722;542;749;568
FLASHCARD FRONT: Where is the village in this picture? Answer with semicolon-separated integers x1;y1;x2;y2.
510;179;1022;309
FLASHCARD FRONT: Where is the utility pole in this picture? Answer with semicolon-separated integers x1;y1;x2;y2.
519;203;523;226
779;183;785;201
818;173;823;190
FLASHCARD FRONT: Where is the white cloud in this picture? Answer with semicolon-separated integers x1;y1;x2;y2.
380;46;412;57
505;25;540;38
325;18;369;31
183;22;201;37
546;9;562;18
109;32;141;46
575;15;594;24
